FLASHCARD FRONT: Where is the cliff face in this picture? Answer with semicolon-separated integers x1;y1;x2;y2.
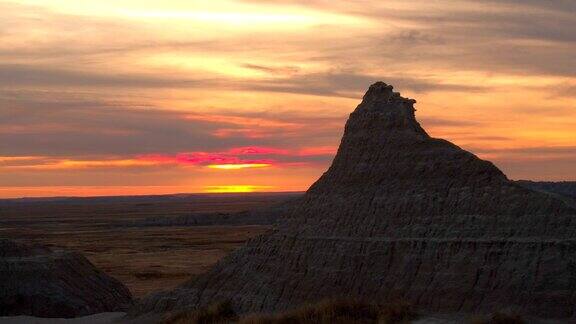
135;82;576;318
0;239;133;318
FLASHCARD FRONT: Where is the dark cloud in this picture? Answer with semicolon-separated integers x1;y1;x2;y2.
552;83;576;98
0;40;219;61
419;117;481;128
461;145;576;180
0;168;193;187
483;0;576;14
0;96;250;156
0;64;209;88
0;63;485;99
242;72;486;98
242;64;300;75
242;0;576;77
473;146;576;156
465;136;512;141
0;92;344;157
496;157;576;181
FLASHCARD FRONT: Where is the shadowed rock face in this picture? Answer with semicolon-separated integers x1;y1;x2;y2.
0;239;132;318
135;82;576;318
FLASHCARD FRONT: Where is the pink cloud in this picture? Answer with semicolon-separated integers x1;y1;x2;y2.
136;145;336;169
228;146;291;155
297;146;337;156
138;151;275;167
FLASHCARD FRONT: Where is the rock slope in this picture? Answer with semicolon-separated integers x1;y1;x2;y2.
135;82;576;318
0;239;132;318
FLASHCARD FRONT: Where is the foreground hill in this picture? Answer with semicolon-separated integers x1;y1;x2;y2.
0;239;132;318
134;82;575;318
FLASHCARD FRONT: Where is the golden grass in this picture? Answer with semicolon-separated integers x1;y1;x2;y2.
162;299;416;324
162;301;238;324
243;299;414;324
470;311;526;324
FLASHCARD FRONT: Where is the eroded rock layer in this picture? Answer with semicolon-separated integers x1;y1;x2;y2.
136;82;576;318
0;239;132;318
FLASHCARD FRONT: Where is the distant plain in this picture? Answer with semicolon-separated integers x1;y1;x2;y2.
0;193;298;297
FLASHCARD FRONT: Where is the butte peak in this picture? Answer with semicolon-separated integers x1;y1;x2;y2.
134;82;576;319
350;81;427;137
355;81;417;113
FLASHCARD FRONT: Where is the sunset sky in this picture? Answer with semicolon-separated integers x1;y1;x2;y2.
1;0;575;198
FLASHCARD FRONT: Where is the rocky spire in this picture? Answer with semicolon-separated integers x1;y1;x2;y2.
347;81;428;140
134;82;576;319
308;82;503;197
355;81;417;113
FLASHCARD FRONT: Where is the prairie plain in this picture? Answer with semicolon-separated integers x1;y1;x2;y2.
0;193;298;297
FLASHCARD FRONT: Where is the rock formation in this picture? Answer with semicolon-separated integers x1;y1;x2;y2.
135;82;576;318
0;239;132;318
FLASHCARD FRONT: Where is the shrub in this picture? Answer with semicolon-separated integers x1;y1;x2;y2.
162;300;237;324
378;300;416;323
470;311;526;324
239;298;416;324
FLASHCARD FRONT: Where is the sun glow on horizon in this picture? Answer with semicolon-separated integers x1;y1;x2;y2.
203;185;274;193
207;163;272;170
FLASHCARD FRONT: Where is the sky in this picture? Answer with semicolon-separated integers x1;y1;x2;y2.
1;0;575;198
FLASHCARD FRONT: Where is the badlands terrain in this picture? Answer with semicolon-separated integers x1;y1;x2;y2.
2;83;576;323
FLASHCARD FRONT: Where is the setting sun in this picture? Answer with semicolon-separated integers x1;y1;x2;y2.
207;163;271;170
203;185;273;193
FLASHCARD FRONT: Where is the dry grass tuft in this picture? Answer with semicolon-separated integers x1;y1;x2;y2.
470;311;526;324
239;299;416;324
378;300;416;323
162;300;237;324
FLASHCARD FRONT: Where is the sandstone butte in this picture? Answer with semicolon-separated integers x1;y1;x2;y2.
134;82;576;319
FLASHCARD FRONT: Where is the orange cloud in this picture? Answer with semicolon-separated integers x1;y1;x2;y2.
185;113;300;128
212;128;269;138
0;157;159;170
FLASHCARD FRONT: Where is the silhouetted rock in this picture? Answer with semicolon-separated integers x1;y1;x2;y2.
134;82;576;318
0;239;132;318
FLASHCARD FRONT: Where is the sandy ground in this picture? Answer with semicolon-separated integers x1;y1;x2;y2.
0;313;126;324
0;313;567;324
0;313;467;324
